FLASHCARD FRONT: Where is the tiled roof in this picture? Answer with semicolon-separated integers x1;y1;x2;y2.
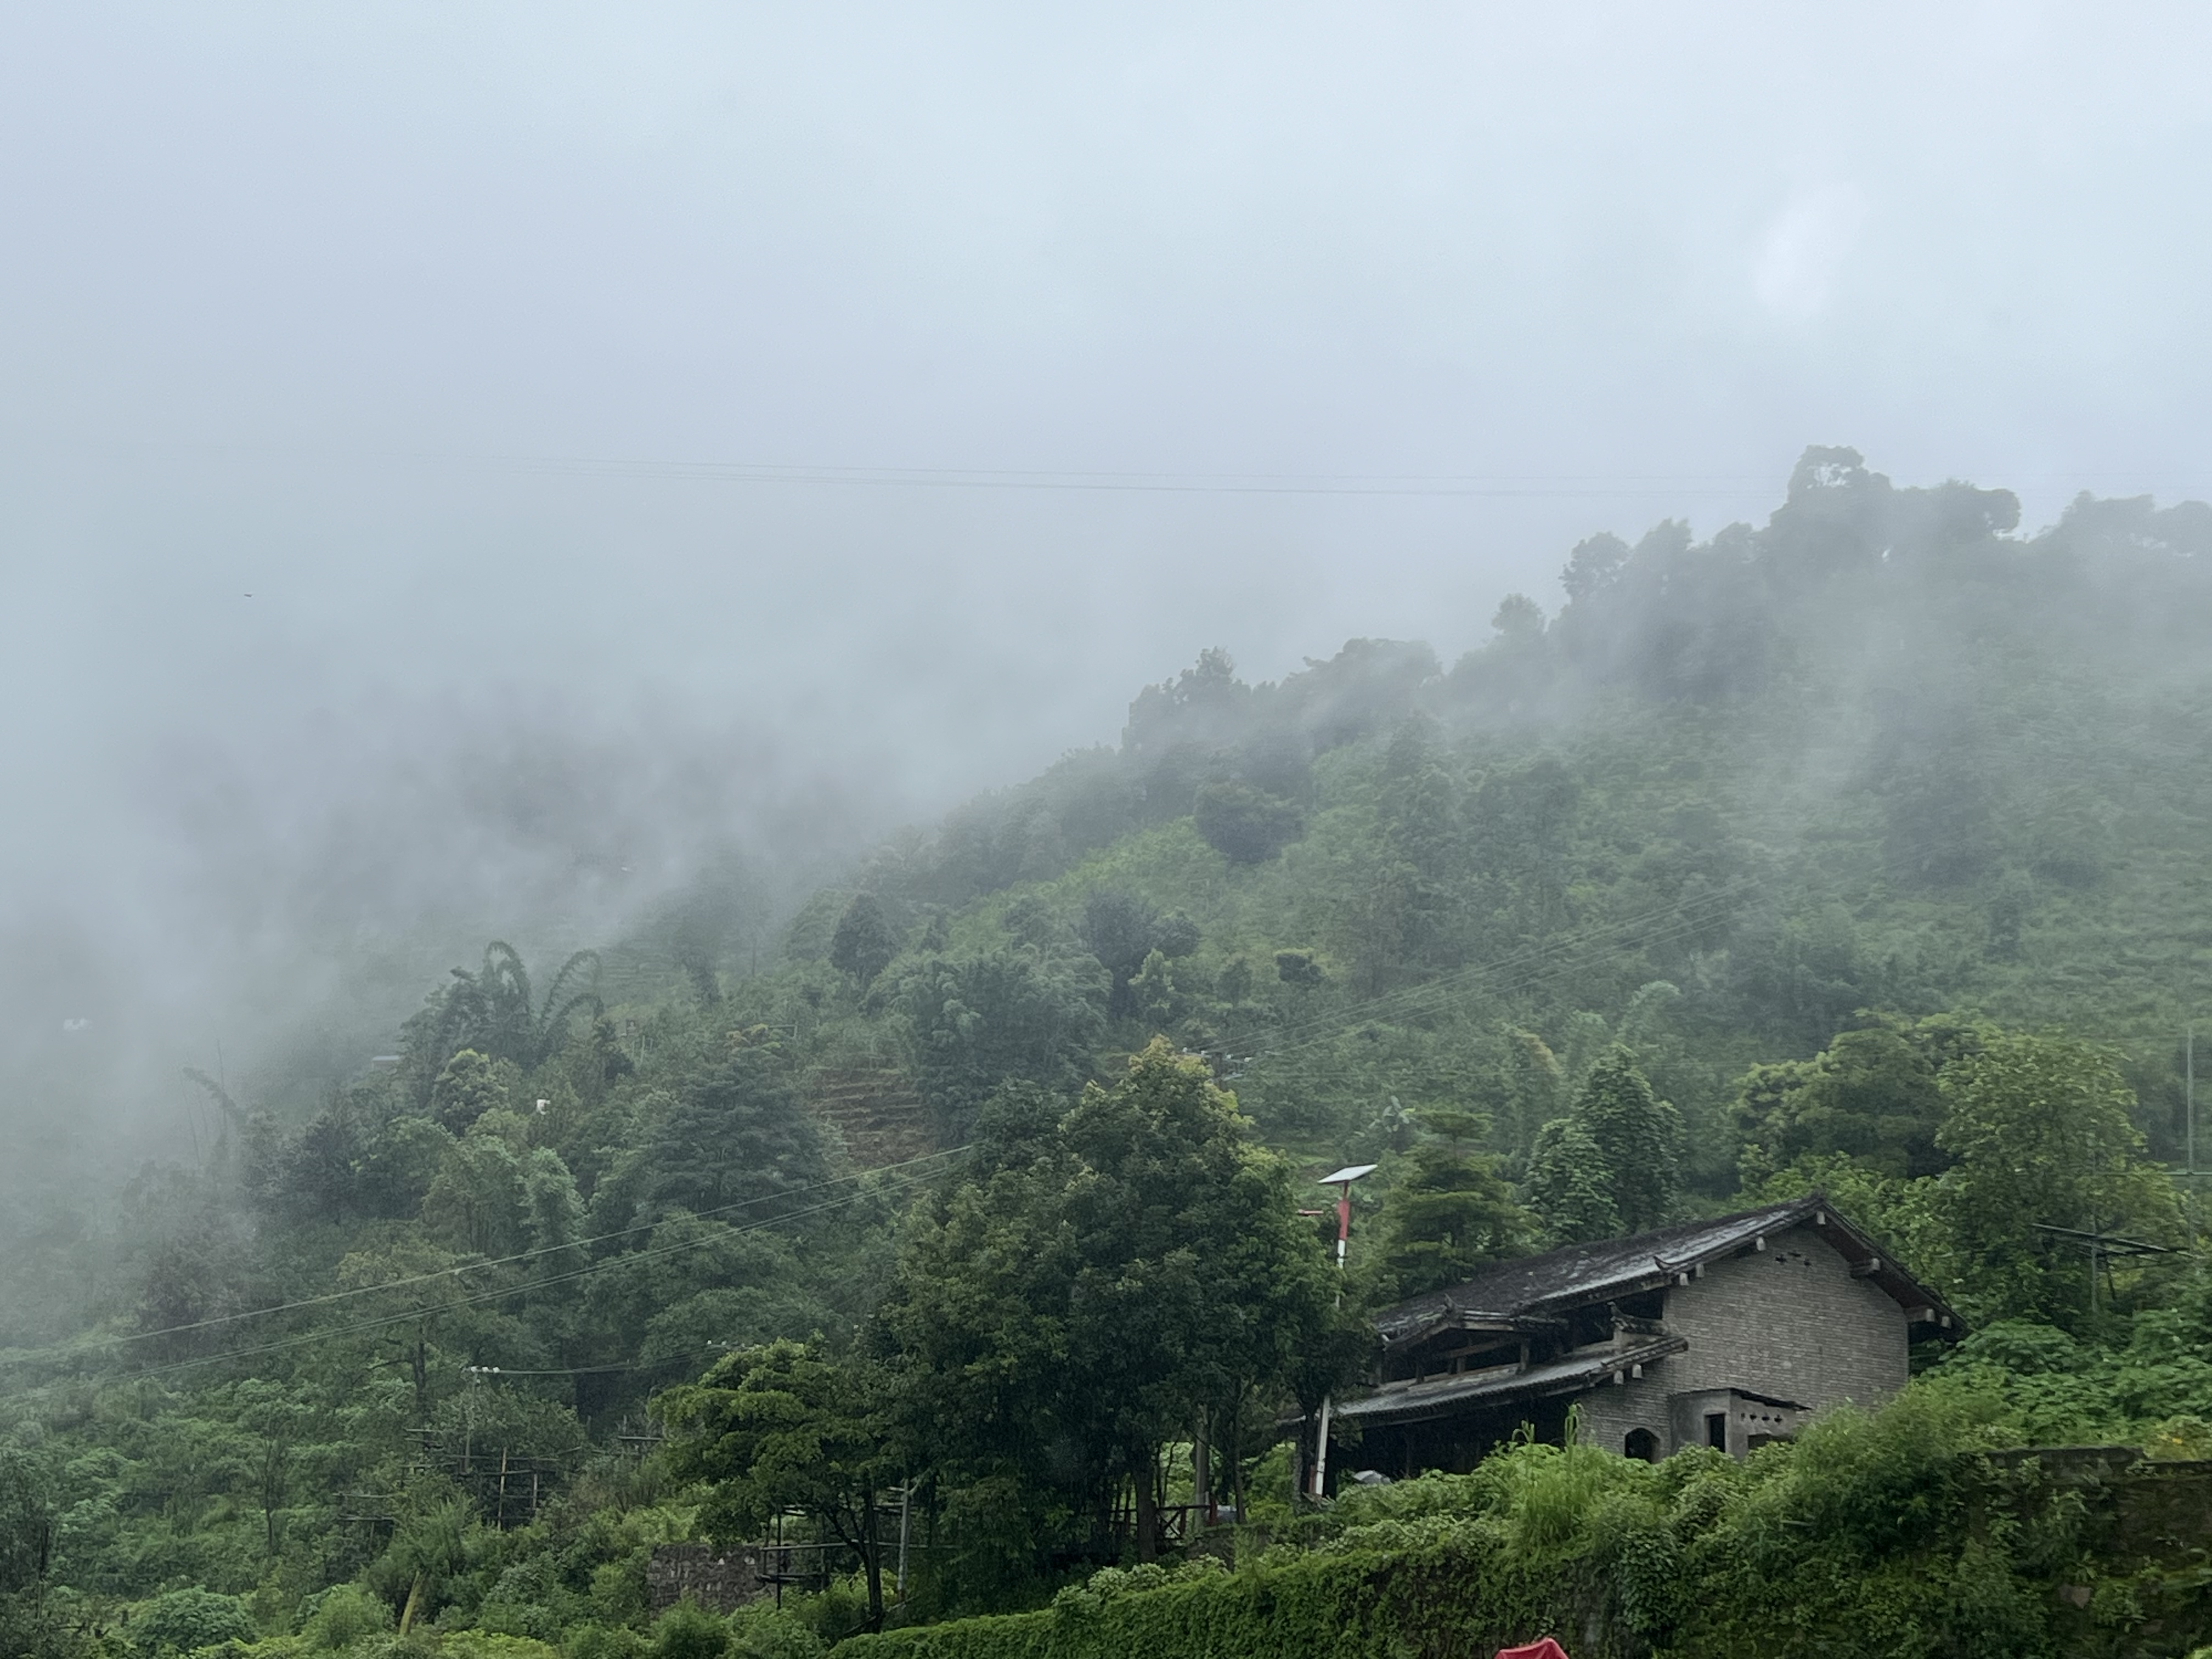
1333;1335;1689;1426
1372;1193;1961;1344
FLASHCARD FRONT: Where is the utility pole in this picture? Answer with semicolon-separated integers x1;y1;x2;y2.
2034;1221;2174;1321
1308;1163;1376;1502
895;1482;911;1599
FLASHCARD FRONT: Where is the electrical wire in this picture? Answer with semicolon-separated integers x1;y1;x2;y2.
0;429;1792;499
85;1159;957;1385
464;1361;686;1378
16;430;2212;501
0;884;1773;1390
0;1144;968;1366
28;856;2195;1387
0;1148;967;1380
468;456;1784;500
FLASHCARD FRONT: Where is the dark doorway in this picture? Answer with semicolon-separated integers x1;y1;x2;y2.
1623;1428;1660;1463
1705;1412;1728;1451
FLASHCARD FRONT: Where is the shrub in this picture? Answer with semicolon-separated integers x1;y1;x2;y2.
1194;783;1304;866
299;1583;392;1651
650;1600;731;1659
566;1626;650;1659
437;1636;564;1659
727;1601;826;1659
131;1588;257;1656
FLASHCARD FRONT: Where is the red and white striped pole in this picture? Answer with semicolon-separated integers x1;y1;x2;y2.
1310;1163;1376;1500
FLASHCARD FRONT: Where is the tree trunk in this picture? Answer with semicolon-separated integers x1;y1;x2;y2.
1133;1448;1158;1562
1192;1423;1211;1528
861;1492;885;1630
1228;1392;1248;1525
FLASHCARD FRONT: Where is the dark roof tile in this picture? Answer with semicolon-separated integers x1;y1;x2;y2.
1373;1194;1961;1342
1335;1335;1690;1425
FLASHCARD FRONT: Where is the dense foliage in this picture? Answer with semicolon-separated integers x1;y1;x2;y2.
6;449;2212;1654
842;1390;2212;1659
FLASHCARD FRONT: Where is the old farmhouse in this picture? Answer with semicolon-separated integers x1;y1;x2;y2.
1335;1193;1961;1476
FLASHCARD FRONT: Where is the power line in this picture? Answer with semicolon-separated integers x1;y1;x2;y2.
12;429;2210;502
464;1361;678;1379
0;430;1792;499
0;1149;967;1379
82;1161;957;1386
22;1144;965;1362
468;457;1785;500
427;453;2212;502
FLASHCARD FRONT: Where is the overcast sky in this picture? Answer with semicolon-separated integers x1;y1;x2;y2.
2;4;2209;1138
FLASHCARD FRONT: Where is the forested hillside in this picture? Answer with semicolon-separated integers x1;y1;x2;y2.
8;448;2212;1657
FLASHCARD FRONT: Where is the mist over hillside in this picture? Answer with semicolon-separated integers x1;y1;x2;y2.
14;9;2212;1654
9;2;2212;1369
16;441;2212;1233
0;695;894;1244
5;442;2212;1655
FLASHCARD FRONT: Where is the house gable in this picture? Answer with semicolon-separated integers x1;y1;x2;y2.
1572;1218;1910;1460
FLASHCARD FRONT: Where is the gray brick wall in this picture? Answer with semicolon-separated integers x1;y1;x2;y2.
1573;1219;1909;1456
1571;1359;1672;1457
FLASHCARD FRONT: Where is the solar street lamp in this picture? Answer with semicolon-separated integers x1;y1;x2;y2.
1318;1163;1378;1273
1310;1163;1376;1500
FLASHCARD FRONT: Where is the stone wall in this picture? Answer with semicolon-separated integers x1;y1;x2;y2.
647;1543;764;1613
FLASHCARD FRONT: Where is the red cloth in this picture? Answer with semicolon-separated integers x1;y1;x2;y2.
1496;1643;1571;1659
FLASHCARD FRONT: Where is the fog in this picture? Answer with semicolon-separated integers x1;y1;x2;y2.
3;4;2210;1188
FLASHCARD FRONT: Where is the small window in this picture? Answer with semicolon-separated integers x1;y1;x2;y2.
1624;1428;1660;1463
1705;1412;1728;1451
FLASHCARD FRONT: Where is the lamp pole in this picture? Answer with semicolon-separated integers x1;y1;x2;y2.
1310;1163;1376;1502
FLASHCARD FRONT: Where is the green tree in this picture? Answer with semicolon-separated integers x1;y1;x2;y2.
1522;1118;1620;1245
1573;1046;1681;1233
1080;890;1198;1019
0;1451;50;1595
430;1048;510;1134
129;1588;256;1656
1734;1015;1982;1185
1523;1048;1678;1244
402;941;603;1107
421;1123;531;1258
1372;721;1463;970
1933;1030;2178;1325
373;1498;479;1633
890;946;1105;1133
298;1584;392;1649
869;1155;1082;1599
1369;1111;1536;1298
1193;781;1304;865
830;894;900;986
639;1051;827;1220
879;1042;1351;1581
662;1339;896;1630
651;1600;733;1659
329;1229;515;1421
1560;531;1630;604
230;1379;314;1560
